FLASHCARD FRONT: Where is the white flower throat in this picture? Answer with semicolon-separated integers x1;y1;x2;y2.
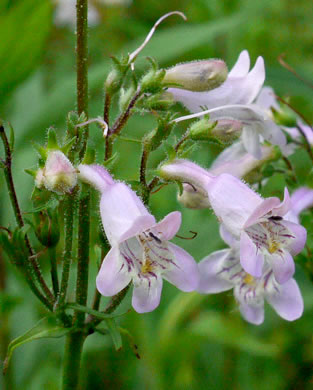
119;229;176;284
245;216;295;255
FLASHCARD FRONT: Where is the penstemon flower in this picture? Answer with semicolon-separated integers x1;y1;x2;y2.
207;173;307;283
197;245;303;325
78;164;199;313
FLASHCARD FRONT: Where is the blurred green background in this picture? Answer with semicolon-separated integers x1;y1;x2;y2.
1;0;313;389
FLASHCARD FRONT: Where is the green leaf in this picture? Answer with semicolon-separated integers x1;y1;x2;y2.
0;0;52;97
104;318;122;351
3;317;72;374
66;303;127;321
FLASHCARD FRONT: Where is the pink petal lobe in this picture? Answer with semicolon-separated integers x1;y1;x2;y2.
132;277;163;313
244;197;280;228
266;278;303;321
239;302;264;325
228;50;250;77
240;231;263;277
151;211;181;241
197;249;234;293
96;246;131;296
271;250;295;284
281;220;307;256
163;243;199;292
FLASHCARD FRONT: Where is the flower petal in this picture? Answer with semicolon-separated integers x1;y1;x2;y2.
219;225;239;248
238;302;264;325
228;50;250;77
255;86;279;111
280;220;307;256
163;243;200;291
244;197;281;228
290;187;313;217
241;56;265;104
266;278;303;321
197;249;234;293
100;183;155;245
78;164;114;192
271;250;295;284
151;211;181;241
261;120;287;147
241;126;262;159
208;173;263;235
159;159;214;192
272;187;291;217
96;246;132;296
132;277;163;313
240;231;264;277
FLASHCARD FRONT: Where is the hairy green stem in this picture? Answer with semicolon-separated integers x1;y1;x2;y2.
110;88;142;136
62;1;89;388
0;125;54;308
62;331;87;390
76;0;89;159
57;192;76;314
49;246;59;297
74;184;90;326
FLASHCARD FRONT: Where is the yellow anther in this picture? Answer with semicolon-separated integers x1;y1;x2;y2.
243;273;255;285
141;259;153;274
268;240;279;254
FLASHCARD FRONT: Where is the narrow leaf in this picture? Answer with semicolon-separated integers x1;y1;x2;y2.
3;317;72;374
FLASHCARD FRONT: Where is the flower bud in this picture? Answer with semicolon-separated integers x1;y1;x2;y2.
188;117;217;141
140;69;166;94
271;107;297;128
177;183;210;209
211;119;243;143
37;151;77;194
163;59;228;92
33;208;60;248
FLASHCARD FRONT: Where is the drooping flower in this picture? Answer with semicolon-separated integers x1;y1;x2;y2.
197;245;303;325
167;50;265;112
36;150;77;194
78;164;199;313
207;173;307;283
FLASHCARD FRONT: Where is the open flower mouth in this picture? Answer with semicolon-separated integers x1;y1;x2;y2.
119;229;178;285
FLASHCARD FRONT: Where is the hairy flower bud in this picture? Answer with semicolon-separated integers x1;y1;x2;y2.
33;208;60;248
177;183;210;209
163;59;228;92
211;119;243;143
36;151;77;194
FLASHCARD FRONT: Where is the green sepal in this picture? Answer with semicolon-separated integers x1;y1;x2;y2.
32;142;47;160
0;225;30;267
177;142;198;159
8;122;15;153
47;127;59;150
163;142;176;161
61;136;76;155
104;318;122;351
81;143;96;165
24;168;37;178
3;317;73;375
103;152;119;168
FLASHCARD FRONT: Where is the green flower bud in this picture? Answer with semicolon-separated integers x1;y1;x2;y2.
271;107;297;128
188;117;217;141
33;208;60;248
140;69;166;94
163;59;228;92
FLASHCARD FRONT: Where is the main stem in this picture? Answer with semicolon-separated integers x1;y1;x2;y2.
62;0;89;388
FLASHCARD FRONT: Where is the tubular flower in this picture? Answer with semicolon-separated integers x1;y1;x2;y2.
167;50;265;112
78;164;199;313
207;174;307;283
197;246;303;325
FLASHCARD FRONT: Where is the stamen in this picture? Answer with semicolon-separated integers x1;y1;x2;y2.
243;273;255;285
175;231;198;240
149;232;162;243
128;12;187;68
